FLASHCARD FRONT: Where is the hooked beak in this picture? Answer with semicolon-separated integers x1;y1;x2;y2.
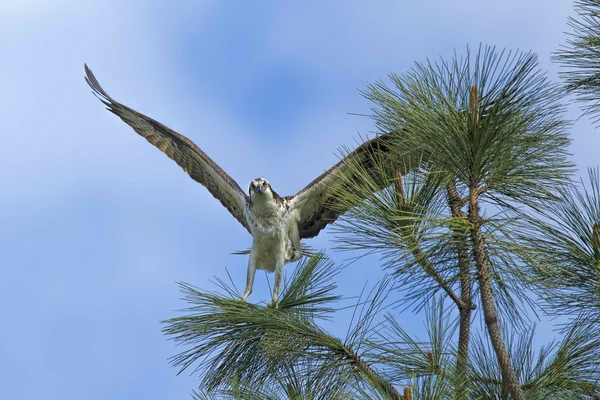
253;185;265;194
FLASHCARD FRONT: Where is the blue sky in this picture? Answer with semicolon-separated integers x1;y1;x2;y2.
1;1;596;399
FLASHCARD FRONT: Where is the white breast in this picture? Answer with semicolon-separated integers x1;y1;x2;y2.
245;199;298;271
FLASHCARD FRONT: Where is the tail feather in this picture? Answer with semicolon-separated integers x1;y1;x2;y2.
231;245;315;258
230;249;251;255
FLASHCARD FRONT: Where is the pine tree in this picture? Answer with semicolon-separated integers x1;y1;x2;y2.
163;45;600;399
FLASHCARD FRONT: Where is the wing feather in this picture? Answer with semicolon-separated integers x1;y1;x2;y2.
84;64;250;233
287;134;393;239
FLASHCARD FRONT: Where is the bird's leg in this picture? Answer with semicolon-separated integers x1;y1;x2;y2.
289;221;303;262
268;259;284;309
242;252;257;301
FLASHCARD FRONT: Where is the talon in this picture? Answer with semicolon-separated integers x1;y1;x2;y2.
267;301;279;309
242;291;251;301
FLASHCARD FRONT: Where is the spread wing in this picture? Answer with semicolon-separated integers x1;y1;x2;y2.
286;134;393;239
84;64;250;233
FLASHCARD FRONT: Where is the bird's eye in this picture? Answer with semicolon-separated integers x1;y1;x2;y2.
263;181;269;187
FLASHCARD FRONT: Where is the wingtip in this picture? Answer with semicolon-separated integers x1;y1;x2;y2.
83;63;94;83
83;63;93;80
84;63;113;105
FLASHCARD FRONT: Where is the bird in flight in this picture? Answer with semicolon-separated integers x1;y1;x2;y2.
85;64;393;307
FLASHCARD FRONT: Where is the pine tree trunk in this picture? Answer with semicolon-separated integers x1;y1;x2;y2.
468;194;524;400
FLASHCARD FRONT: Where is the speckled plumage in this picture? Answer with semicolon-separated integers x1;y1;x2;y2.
85;65;393;307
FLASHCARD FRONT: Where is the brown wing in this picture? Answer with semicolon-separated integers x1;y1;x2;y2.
287;134;393;239
84;64;250;233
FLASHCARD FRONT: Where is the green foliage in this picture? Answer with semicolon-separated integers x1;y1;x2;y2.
469;322;600;399
365;299;462;399
163;255;404;399
363;45;572;206
189;358;353;400
523;168;600;321
163;255;345;392
332;160;460;310
164;261;600;399
556;0;600;124
333;46;573;333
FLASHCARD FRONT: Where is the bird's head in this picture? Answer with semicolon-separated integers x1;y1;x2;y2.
249;178;275;200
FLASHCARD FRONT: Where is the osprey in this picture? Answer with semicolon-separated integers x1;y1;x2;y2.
85;65;393;307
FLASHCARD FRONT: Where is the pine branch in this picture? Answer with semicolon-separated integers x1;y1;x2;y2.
555;0;600;124
163;255;404;399
523;168;600;320
470;321;600;399
395;171;467;311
